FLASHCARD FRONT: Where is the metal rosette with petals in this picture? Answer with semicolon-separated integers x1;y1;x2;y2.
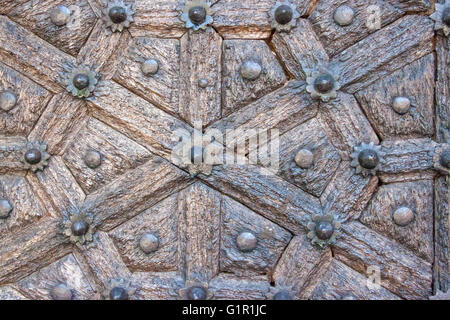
307;214;341;249
180;0;213;31
62;207;96;247
305;65;341;102
350;142;385;176
430;0;450;37
266;285;296;300
21;141;51;172
179;280;213;300
103;0;135;32
268;1;300;32
102;278;137;300
64;64;99;98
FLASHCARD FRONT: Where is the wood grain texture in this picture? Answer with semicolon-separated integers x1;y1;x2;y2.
334;221;432;299
271;18;328;79
178;183;221;283
179;29;222;126
310;260;400;300
208;274;270;300
0;0;28;15
0;62;52;136
0;15;76;93
436;36;450;143
360;180;434;262
222;39;286;116
113;37;180;115
384;0;433;12
330;15;434;93
220;195;292;276
0;285;27;300
434;176;449;293
355;54;435;140
0;136;28;173
62;117;153;194
273;235;332;299
132;272;184;300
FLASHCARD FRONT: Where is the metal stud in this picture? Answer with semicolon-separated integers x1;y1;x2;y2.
440;150;450;168
391;97;411;115
315;221;334;240
71;220;89;236
73;74;90;90
186;286;207;300
198;78;208;88
275;5;293;25
50;5;71;26
273;290;292;300
240;60;262;81
24;148;42;165
141;59;159;76
333;5;355;26
84;150;102;169
50;283;73;300
392;207;415;227
313;74;335;94
358;148;379;170
294;149;313;169
139;233;159;254
236;231;257;252
188;6;207;25
109;287;129;300
0;90;17;112
0;199;13;219
109;6;127;24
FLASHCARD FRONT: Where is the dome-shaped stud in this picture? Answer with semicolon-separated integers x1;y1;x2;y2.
190;145;204;164
273;290;292;300
333;5;355;26
294;149;313;169
139;233;159;254
275;4;293;25
24;148;42;165
240;60;262;81
358;148;379;170
188;6;207;25
392;206;415;226
0;90;17;112
236;231;257;252
109;6;127;24
72;74;90;90
391;97;411;115
313;74;335;94
84;150;102;169
141;59;159;76
71;220;89;236
50;283;73;300
439;150;450;169
109;287;129;300
186;286;207;300
443;6;450;27
50;5;71;26
0;199;13;219
315;220;334;240
198;78;208;88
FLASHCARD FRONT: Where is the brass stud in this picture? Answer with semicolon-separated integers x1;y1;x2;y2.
139;233;159;254
333;5;355;26
240;60;262;81
236;231;257;252
141;59;159;76
294;149;313;169
0;90;17;112
391;97;411;115
50;283;73;300
24;148;42;165
50;5;71;26
392;207;415;226
0;199;13;219
198;78;208;88
84;150;102;169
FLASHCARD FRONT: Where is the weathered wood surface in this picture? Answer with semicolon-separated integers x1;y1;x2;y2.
208;274;270;300
434;176;449;293
132;272;184;300
436;36;450;143
0;285;28;300
384;0;433;12
0;136;28;173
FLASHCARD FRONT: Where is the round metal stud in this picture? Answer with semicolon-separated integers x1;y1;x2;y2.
186;286;207;300
0;90;17;112
443;6;450;27
109;287;129;300
333;5;355;26
275;4;293;25
190;145;204;164
273;290;292;300
391;97;411;115
139;233;159;254
240;60;262;81
392;207;415;227
188;6;207;25
315;221;334;240
440;150;450;168
109;6;127;24
24;148;42;165
71;220;89;236
198;78;209;88
50;5;71;26
50;283;73;300
141;59;159;76
0;199;13;219
72;74;90;90
84;150;102;169
358;149;379;169
294;149;313;169
236;231;257;252
313;74;335;94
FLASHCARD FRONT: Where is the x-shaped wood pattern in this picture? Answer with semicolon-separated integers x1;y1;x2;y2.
0;0;448;300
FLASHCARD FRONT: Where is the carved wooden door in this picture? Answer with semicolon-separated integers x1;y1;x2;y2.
0;0;448;301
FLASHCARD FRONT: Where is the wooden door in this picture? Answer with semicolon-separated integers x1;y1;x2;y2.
0;0;448;300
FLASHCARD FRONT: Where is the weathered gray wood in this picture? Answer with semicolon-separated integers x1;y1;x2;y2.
384;0;433;12
0;136;28;173
434;176;449;293
436;36;450;143
208;274;270;300
132;272;184;300
0;285;28;300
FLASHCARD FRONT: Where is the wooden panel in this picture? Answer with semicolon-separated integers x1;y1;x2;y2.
132;272;184;300
436;35;450;143
434;176;449;293
209;274;270;300
0;136;28;173
0;285;27;300
384;0;433;12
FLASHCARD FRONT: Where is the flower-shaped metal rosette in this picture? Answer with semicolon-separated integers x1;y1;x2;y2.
103;0;134;32
102;278;137;300
64;64;99;98
268;1;300;32
306;66;341;102
266;285;296;300
180;0;213;31
430;0;450;37
350;142;385;176
21;141;51;172
179;280;213;300
62;208;95;246
307;214;341;249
